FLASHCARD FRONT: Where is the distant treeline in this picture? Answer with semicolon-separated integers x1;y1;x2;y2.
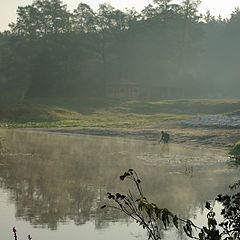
0;0;240;101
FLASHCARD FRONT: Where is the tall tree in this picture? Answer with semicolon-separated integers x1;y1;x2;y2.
9;0;72;37
72;3;96;33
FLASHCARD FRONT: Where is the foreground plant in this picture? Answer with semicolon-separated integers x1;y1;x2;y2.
12;227;32;240
101;169;192;239
101;169;240;240
229;141;240;161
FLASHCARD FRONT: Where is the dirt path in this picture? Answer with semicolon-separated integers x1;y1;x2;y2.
36;121;240;150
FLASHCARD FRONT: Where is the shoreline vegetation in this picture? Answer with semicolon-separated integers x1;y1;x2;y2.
0;98;239;129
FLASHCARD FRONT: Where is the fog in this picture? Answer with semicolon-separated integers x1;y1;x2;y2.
0;2;240;239
0;129;238;239
0;0;240;101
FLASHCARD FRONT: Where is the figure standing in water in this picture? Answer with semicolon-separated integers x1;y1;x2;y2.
158;131;170;144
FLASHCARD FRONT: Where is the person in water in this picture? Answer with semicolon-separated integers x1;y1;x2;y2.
158;131;170;144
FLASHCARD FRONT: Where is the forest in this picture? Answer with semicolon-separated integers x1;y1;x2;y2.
0;0;240;103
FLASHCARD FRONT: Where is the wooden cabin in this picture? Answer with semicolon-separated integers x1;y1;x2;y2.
106;82;140;100
160;87;185;99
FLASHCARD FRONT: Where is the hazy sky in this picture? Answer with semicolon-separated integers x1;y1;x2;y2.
1;0;240;31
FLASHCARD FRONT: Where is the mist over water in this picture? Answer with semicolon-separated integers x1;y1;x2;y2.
0;129;239;239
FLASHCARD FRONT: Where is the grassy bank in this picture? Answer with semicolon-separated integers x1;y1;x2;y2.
0;98;239;128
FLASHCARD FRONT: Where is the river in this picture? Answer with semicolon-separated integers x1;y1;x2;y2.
0;129;239;240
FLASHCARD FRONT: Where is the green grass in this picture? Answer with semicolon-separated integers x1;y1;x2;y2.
0;98;239;129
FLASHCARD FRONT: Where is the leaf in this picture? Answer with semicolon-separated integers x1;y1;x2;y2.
120;175;125;181
183;226;193;238
154;207;161;219
198;232;204;240
138;201;145;211
120;194;126;200
173;215;178;229
162;212;168;229
116;193;121;199
164;208;174;217
205;201;211;210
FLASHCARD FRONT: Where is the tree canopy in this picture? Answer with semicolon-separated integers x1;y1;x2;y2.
0;0;240;100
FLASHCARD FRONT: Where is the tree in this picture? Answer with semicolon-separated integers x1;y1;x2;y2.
0;33;33;101
181;0;201;23
9;0;72;37
203;10;216;23
72;3;96;33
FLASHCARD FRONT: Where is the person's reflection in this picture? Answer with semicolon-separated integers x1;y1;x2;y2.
159;142;170;157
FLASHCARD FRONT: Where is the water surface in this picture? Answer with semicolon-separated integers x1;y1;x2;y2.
0;129;239;240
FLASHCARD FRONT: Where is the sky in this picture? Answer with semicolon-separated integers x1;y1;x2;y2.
1;0;240;31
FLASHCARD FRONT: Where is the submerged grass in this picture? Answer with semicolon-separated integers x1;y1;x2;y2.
0;98;239;129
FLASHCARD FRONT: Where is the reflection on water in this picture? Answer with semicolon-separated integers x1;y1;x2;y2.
0;129;239;240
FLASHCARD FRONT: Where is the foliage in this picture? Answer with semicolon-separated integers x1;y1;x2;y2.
102;169;240;240
215;192;240;239
9;0;72;37
1;0;240;100
101;169;181;240
12;227;32;240
229;142;240;161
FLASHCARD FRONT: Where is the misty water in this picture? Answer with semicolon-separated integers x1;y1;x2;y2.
0;129;239;240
